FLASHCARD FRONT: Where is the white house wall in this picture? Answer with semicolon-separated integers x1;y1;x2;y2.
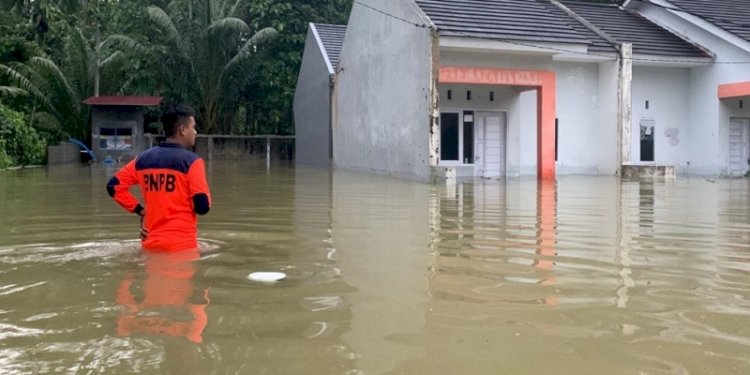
440;50;614;176
630;66;691;172
334;0;435;179
293;26;333;166
632;2;750;175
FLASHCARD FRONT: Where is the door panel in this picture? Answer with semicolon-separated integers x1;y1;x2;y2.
728;118;750;176
475;112;506;178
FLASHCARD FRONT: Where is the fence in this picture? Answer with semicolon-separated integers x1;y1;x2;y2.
144;134;295;165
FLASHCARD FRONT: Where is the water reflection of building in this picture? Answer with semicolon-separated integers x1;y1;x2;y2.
328;169;433;374
428;179;558;307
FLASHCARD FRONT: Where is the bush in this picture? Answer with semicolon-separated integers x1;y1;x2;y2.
0;104;46;166
0;139;12;169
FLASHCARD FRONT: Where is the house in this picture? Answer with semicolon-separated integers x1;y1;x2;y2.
295;0;750;180
83;95;162;162
294;23;346;166
622;0;750;176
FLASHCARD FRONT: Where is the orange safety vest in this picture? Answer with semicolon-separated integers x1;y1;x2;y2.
108;143;211;251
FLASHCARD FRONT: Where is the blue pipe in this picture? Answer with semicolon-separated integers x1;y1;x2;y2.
68;138;96;162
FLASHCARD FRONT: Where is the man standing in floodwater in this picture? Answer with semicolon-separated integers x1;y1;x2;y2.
107;104;212;251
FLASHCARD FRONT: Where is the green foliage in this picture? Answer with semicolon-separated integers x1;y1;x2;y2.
242;0;351;135
0;0;354;138
0;104;46;166
106;0;280;134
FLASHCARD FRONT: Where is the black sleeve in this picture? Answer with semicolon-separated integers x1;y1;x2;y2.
193;193;210;215
106;176;119;197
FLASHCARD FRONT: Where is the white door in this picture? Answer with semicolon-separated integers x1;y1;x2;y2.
475;112;506;178
728;118;750;177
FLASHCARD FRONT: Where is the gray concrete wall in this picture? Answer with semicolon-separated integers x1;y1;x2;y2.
334;0;436;180
294;24;333;167
47;142;80;165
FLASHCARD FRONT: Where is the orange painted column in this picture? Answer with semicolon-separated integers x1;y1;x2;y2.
538;72;556;180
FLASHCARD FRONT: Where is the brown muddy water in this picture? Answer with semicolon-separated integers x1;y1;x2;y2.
0;162;749;374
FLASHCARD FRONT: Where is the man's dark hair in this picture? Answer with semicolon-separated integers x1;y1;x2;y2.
161;104;195;137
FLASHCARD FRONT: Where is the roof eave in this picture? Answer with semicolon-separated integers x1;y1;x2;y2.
439;36;590;56
630;54;713;67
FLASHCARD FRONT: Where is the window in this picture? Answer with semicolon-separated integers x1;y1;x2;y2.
100;127;134;151
640;118;654;162
463;111;474;164
440;111;475;165
440;113;459;161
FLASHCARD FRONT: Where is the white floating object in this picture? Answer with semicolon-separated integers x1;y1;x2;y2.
248;272;286;283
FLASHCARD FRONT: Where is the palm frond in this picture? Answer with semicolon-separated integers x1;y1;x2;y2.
28;57;80;105
147;6;180;42
207;17;249;36
99;51;126;70
248;27;278;46
228;0;243;17
0;63;47;103
0;86;28;97
101;35;150;56
222;27;277;76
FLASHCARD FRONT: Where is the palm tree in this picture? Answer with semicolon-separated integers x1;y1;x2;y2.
0;27;130;140
109;0;277;133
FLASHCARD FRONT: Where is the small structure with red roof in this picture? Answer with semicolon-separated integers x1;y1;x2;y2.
83;95;162;162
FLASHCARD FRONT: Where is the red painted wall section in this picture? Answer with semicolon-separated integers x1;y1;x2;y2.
718;81;750;99
438;66;557;180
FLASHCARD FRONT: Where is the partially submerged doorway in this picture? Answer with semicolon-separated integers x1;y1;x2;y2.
474;111;507;178
728;118;750;177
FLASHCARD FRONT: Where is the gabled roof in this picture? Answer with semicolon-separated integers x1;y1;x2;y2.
667;0;750;43
312;23;346;70
562;1;709;58
83;96;162;106
414;0;592;45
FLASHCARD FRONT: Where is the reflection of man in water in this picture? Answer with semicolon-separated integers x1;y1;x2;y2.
116;248;209;343
106;104;211;251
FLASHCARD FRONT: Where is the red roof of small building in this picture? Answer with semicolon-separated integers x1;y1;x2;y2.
83;95;163;106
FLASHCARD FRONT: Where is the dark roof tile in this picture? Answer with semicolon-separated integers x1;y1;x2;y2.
415;0;593;45
668;0;750;43
562;1;709;58
313;23;346;69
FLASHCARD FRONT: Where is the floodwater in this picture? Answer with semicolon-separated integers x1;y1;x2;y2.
1;162;749;375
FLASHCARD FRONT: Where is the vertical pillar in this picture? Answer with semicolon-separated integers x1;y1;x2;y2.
266;136;271;170
619;43;633;169
537;72;557;180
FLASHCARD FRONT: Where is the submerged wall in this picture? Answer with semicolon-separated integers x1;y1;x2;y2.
334;0;436;180
294;24;333;167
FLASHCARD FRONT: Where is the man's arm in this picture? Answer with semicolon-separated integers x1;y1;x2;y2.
187;158;211;215
107;159;144;215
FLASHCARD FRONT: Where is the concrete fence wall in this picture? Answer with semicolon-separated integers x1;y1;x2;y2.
145;134;295;162
47;135;296;167
47;143;81;165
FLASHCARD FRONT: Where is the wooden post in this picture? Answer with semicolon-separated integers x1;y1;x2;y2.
266;136;271;170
